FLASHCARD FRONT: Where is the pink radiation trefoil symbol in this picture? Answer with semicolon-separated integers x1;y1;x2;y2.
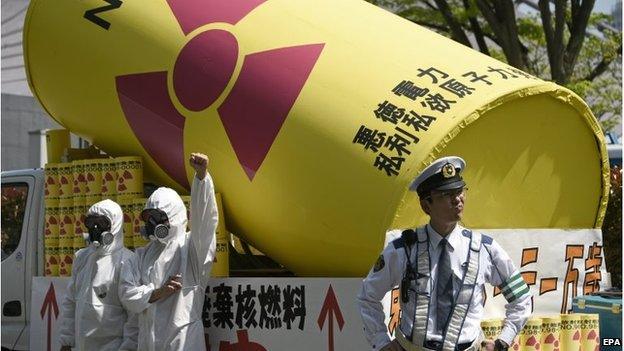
116;0;325;188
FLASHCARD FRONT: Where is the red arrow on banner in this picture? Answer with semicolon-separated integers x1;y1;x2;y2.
40;282;60;351
317;285;345;351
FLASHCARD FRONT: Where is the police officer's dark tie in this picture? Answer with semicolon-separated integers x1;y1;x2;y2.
436;238;453;334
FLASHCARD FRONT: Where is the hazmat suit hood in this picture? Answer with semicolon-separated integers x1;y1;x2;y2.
144;187;188;243
142;187;189;287
87;199;124;256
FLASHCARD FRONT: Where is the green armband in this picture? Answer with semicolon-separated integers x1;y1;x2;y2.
499;272;529;303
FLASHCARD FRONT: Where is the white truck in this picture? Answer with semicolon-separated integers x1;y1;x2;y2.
1;167;616;351
1;169;45;350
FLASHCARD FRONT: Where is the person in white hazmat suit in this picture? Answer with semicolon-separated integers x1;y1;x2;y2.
59;199;137;351
119;153;217;350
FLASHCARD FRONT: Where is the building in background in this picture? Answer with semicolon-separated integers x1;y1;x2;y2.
1;0;82;171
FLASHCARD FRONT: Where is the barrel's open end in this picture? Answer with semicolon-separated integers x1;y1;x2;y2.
391;85;609;231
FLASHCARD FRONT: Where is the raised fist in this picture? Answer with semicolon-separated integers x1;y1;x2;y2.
189;153;209;179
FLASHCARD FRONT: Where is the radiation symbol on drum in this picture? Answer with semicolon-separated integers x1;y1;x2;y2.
45;215;57;236
116;0;325;187
102;170;116;194
45;175;55;196
543;333;560;351
118;170;134;192
75;214;86;234
133;215;141;235
524;336;539;350
59;215;73;235
123;213;132;225
59;175;70;195
59;254;73;276
74;173;86;194
587;330;599;351
86;171;96;193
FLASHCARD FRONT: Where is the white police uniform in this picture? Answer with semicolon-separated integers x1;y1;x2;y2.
357;157;532;351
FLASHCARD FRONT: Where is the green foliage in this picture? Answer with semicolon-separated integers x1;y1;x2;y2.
602;167;622;288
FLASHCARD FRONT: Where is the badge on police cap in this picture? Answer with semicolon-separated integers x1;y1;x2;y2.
442;163;456;178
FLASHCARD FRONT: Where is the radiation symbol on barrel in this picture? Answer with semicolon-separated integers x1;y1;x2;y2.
524;336;539;350
587;330;599;351
59;214;73;236
45;215;57;237
73;173;86;194
116;0;325;187
59;174;70;195
118;170;133;192
124;213;132;225
75;214;86;235
133;215;141;235
102;169;116;194
86;170;95;193
59;254;73;276
45;175;55;196
544;333;560;351
45;255;58;276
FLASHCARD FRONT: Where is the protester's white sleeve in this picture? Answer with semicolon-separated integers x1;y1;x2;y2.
485;238;532;345
119;253;155;314
119;311;139;351
357;239;405;351
58;265;78;347
190;172;218;272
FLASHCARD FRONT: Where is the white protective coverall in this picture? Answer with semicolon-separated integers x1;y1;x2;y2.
120;174;217;351
59;199;138;350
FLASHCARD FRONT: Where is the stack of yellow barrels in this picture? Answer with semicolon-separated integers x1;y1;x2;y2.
72;159;87;252
481;313;599;351
118;198;135;250
43;163;60;276
57;163;74;276
132;198;150;248
43;155;145;276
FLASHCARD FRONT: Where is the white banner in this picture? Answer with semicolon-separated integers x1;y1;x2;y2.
204;229;608;350
478;229;607;317
31;229;608;350
30;277;69;351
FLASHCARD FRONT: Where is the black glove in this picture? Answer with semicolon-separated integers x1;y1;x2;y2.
494;339;509;351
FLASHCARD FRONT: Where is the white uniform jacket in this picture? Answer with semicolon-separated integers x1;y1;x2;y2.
357;224;532;351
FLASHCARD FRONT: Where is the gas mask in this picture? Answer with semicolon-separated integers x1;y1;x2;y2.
140;208;170;242
84;214;114;247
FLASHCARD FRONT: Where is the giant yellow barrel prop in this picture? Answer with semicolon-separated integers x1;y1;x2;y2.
24;0;609;276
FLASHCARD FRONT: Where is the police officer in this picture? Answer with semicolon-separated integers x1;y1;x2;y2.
357;156;532;351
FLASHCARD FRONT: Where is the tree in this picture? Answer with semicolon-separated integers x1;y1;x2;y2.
367;0;622;133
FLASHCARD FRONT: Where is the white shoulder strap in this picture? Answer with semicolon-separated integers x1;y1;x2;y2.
441;229;481;351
